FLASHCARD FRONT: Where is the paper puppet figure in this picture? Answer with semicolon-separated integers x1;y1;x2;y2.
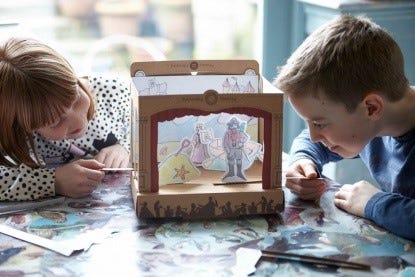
222;78;231;93
158;139;201;185
244;81;255;93
222;117;249;183
231;77;241;93
202;138;228;171
190;123;212;166
222;77;257;94
202;136;262;173
139;77;168;95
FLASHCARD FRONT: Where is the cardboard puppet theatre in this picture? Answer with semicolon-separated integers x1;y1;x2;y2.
130;60;284;219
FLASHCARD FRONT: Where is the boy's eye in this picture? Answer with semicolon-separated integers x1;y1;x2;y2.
312;122;327;129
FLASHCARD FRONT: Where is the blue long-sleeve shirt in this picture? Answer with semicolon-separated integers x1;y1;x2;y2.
289;129;415;240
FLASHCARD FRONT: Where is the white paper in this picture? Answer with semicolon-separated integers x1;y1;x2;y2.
0;224;114;256
0;196;65;216
231;247;262;276
132;75;259;95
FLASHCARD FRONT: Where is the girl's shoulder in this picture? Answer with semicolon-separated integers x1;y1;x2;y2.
85;75;129;91
85;75;130;100
84;75;130;112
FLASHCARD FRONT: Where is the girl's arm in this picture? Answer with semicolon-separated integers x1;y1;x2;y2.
92;77;131;168
0;159;106;201
0;164;55;201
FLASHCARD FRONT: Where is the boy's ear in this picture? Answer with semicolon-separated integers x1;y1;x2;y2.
363;94;384;119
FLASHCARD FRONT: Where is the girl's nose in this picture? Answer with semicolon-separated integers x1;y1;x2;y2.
67;113;83;133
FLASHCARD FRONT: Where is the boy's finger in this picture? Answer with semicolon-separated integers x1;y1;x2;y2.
302;163;318;178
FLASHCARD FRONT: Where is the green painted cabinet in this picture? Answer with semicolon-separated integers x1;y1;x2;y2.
294;0;415;84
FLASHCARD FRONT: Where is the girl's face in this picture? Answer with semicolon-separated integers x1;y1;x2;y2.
288;93;376;158
36;85;90;140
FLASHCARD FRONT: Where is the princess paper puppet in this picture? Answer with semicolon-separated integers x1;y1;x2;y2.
190;123;212;166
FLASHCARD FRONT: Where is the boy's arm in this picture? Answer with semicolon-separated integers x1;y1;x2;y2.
0;164;55;201
365;192;415;240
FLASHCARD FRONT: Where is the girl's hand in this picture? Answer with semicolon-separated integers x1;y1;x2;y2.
94;144;130;168
55;159;105;198
334;180;381;217
285;158;326;200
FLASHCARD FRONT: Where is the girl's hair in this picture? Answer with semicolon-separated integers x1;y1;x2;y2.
0;37;95;168
274;15;409;112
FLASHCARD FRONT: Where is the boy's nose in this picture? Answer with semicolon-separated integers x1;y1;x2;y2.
309;127;322;143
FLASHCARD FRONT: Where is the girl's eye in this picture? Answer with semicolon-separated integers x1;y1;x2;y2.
71;90;83;108
49;119;62;129
49;114;68;129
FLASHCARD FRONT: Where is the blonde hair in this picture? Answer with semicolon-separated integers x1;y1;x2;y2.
0;37;95;168
274;15;409;112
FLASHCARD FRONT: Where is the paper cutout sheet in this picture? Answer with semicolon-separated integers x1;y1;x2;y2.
0;196;65;216
0;173;132;256
134;69;262;185
0;224;112;256
158;139;201;185
157;114;263;185
132;74;259;95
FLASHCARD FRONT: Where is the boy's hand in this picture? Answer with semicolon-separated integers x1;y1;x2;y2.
94;144;129;168
334;180;381;217
285;158;326;200
55;159;105;198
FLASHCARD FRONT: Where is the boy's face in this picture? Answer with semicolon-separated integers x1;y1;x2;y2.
289;93;376;158
36;85;90;141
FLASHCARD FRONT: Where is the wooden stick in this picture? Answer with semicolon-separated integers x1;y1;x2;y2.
285;177;326;180
213;180;262;185
100;168;134;171
261;249;371;270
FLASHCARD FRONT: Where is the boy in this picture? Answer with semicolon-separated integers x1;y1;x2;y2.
274;15;415;240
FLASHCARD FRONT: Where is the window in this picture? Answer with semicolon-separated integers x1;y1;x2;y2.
0;0;260;79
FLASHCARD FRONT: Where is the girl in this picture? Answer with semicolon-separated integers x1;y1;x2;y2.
0;37;130;201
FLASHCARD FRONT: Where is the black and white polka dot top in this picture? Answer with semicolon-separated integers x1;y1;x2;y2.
0;75;131;201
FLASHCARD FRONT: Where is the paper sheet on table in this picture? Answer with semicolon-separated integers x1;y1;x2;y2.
0;196;65;216
231;247;262;276
0;224;114;256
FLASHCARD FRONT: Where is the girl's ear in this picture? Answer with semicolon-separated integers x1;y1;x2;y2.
363;94;384;119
